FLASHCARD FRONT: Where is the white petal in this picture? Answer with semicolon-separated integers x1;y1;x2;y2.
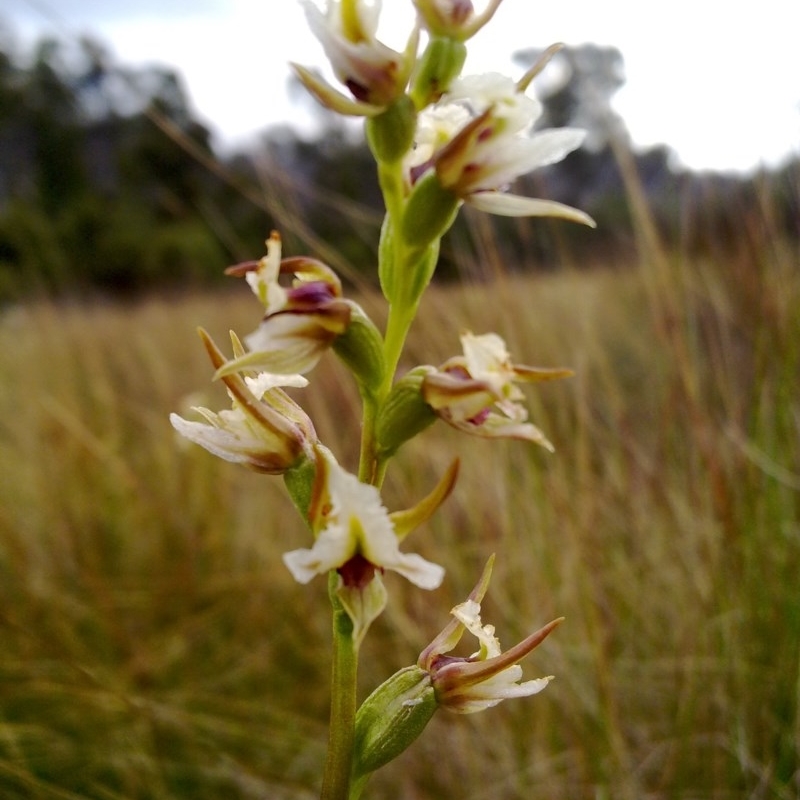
245;372;309;397
522;127;587;169
461;332;510;377
387;552;445;590
466;192;596;225
282;521;355;583
452;600;502;657
169;414;266;464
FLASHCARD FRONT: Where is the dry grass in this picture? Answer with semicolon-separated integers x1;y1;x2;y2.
0;185;798;798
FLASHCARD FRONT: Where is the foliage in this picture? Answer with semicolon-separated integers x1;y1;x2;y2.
0;33;267;299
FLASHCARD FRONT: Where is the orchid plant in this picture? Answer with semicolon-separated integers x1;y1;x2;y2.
171;2;594;797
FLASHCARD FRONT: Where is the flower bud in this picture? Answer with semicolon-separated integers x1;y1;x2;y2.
352;665;437;778
413;0;504;41
410;35;467;107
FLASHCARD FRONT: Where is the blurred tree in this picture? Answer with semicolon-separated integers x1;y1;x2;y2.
515;43;629;151
0;28;264;298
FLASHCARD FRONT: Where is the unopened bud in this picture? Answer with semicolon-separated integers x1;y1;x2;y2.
410;36;467;106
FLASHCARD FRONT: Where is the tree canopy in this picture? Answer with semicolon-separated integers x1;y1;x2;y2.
0;29;795;301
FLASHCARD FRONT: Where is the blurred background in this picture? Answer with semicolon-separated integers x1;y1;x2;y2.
0;2;798;799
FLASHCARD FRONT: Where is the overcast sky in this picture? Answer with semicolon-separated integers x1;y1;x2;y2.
4;0;800;173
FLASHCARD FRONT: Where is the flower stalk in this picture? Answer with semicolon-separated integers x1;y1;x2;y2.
321;572;359;800
169;2;595;796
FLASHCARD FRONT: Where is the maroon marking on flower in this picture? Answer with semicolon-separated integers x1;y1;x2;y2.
466;407;490;426
410;159;434;185
346;79;371;103
338;553;382;590
287;281;339;306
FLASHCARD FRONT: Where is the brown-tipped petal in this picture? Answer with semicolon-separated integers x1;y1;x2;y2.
198;329;299;441
436;617;564;691
224;260;260;277
421;371;497;417
290;63;386;117
512;365;575;383
445;415;555;450
434;107;494;189
280;257;343;295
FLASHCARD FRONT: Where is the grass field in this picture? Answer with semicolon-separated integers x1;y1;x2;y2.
1;181;798;799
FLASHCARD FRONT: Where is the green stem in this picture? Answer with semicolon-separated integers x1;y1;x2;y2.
381;300;416;395
358;394;379;485
348;774;370;800
321;573;359;800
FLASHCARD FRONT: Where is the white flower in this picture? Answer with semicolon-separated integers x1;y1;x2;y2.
169;331;316;473
418;557;561;714
282;450;444;590
294;0;417;113
220;233;352;376
421;332;573;449
409;72;595;224
403;103;471;178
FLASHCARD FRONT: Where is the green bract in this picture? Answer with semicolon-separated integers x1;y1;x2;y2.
352;665;437;779
401;172;460;251
332;302;386;399
282;453;318;521
375;366;437;457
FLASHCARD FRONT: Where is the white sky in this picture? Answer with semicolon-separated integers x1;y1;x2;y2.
4;0;800;173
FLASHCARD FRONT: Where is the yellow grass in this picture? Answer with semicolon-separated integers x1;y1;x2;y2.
1;200;798;798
